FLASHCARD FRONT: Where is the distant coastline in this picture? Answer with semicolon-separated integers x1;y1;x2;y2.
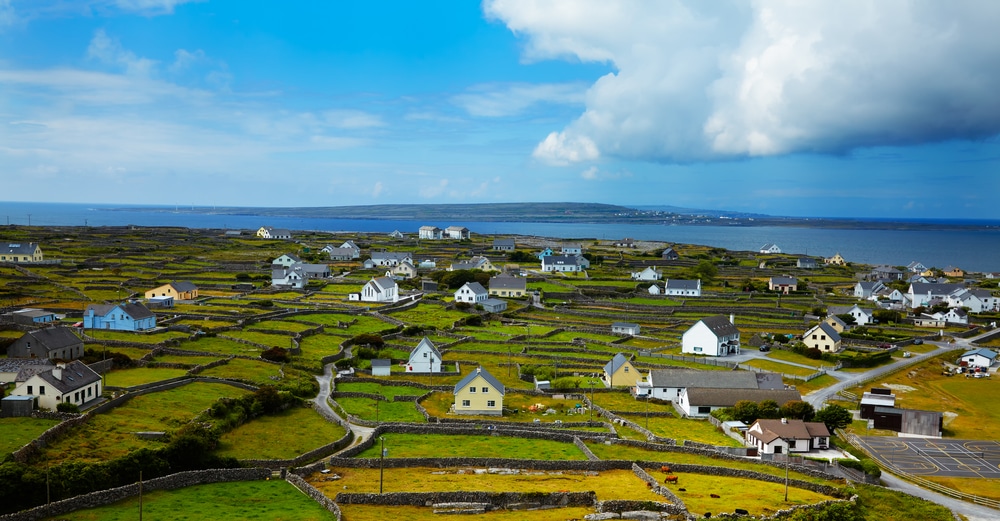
101;202;1000;232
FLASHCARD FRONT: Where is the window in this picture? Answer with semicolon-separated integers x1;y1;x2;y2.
462;400;470;407
39;386;45;395
697;406;711;414
27;386;32;394
487;400;496;407
469;387;476;393
481;387;489;393
423;352;428;358
624;367;629;373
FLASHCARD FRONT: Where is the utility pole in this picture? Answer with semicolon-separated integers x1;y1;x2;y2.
139;470;143;521
379;437;386;494
26;214;31;226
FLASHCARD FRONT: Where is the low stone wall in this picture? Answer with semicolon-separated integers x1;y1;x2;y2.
0;468;271;521
595;500;686;516
574;436;600;461
285;473;342;520
240;429;354;469
631;462;685;510
334;490;597;509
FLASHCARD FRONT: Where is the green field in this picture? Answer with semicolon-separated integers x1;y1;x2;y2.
0;417;60;455
355;433;589;460
217;406;347;460
43;479;336;521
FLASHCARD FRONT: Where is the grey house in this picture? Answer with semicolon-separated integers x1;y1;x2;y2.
7;327;84;361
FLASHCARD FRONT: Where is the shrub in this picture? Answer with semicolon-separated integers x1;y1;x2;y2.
261;346;290;363
56;402;79;413
805;347;823;359
351;333;384;348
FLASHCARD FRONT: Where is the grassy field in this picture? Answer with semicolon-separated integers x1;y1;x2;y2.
618;414;742;447
0;417;60;455
216;406;347;460
105;367;190;387
40;382;250;465
176;336;264;356
43;479;336;521
334;396;426;423
744;359;817;377
310;467;663;501
420;392;593;423
354;433;589;460
336;505;594;521
199;358;282;384
334;382;428;398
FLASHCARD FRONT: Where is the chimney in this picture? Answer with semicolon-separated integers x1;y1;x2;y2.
476;366;482;374
52;364;64;381
730;314;735;325
781;417;787;424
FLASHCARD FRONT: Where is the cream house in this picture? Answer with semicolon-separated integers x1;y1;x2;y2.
453;367;505;415
11;361;101;411
803;322;842;353
603;353;640;388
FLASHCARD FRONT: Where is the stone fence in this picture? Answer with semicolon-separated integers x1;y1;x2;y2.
239;429;355;469
0;468;271;521
334;490;596;510
285;473;342;520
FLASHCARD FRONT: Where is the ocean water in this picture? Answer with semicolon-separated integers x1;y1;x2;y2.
1;201;998;273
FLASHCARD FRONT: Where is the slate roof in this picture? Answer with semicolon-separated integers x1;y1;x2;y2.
3;243;39;255
489;275;526;291
771;276;798;285
121;302;155;319
962;348;997;360
0;358;51;374
603;353;630;374
370;359;391;369
612;322;640;330
664;279;699;290
493;239;516;248
13;309;55;319
167;281;198;292
410;337;442;362
698;315;739;337
910;282;964;295
370;277;397;292
36;361;101;394
454;367;505;395
21;327;83;352
324;247;356;258
684;388;801;407
806;322;842;342
371;251;412;262
459;282;488;296
647;369;759;389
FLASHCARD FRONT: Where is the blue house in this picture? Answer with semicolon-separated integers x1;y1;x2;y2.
84;302;157;331
536;248;554;260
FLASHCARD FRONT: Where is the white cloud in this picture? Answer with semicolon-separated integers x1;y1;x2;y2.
486;0;1000;163
581;166;598;180
112;0;197;15
87;29;157;76
532;131;598;165
419;178;449;198
452;82;587;117
372;181;384;198
322;110;385;129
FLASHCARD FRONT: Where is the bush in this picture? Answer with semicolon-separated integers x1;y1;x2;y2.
261;346;290;363
56;402;79;413
350;333;384;348
805;347;823;359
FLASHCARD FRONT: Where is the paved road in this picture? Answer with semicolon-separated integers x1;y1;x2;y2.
314;360;375;447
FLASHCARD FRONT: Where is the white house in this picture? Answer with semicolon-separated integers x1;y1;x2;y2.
272;253;302;267
682;315;740;356
271;265;310;289
611;322;640;336
370;359;391;376
947;288;999;313
631;267;661;281
406;337;443;373
908;282;965;309
933;308;968;325
445;226;472;240
541;254;589;272
455;282;488;304
663;279;701;297
959;348;996;369
359;277;399;303
759;243;781;254
11;361;102;411
829;304;874;326
418;226;443;240
634;369;764;401
647;284;661;295
854;281;886;300
560;244;583;255
256;226;292;240
366;251;413;268
746;419;831;454
449;256;497;272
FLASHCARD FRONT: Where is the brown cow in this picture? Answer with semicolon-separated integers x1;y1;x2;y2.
660;465;671;474
664;475;679;484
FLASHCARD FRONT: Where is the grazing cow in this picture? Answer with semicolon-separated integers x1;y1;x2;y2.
734;508;750;516
660;465;671;474
664;475;679;484
677;488;686;492
710;493;721;499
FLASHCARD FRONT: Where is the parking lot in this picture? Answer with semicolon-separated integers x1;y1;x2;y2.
857;437;1000;478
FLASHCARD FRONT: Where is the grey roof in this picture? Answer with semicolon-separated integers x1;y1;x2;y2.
14;309;55;319
489;275;526;291
664;279;699;290
460;282;488;295
751;419;830;443
861;393;896;407
85;304;117;316
603;353;629;374
856;281;883;290
648;369;760;389
807;322;842;342
543;254;582;265
370;359;391;369
910;282;964;295
685;388;801;407
21;327;83;351
493;238;516;247
299;263;330;276
371;251;412;261
755;372;785;390
167;281;198;292
411;337;442;361
36;361;101;394
612;322;640;329
698;315;739;337
0;358;51;374
371;277;397;292
454;367;505;395
325;247;356;257
121;302;155;320
771;276;797;285
3;243;39;255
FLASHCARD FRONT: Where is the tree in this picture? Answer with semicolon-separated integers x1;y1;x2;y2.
872;309;901;325
757;399;780;419
730;400;761;424
814;404;853;431
508;250;535;263
836;313;856;325
691;260;718;282
779;400;816;421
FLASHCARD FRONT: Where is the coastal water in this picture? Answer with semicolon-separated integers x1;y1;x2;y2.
1;201;998;273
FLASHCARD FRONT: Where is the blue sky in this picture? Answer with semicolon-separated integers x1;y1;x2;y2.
2;1;999;219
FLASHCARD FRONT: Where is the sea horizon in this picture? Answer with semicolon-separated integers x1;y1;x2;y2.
1;201;999;273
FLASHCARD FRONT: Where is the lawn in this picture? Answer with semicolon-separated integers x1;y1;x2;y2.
310;467;662;501
617;414;742;447
334;396;426;423
0;417;60;455
420;392;593;423
43;479;336;521
337;505;595;521
177;336;265;356
216;406;347;460
743;359;817;377
664;472;836;518
334;382;428;398
387;305;468;329
353;433;588;460
765;349;826;368
40;382;250;465
105;367;190;387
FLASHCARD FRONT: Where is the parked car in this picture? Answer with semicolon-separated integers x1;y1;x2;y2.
913;339;923;345
759;345;771;352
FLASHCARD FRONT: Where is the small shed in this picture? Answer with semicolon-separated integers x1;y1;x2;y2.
147;296;175;308
371;359;391;377
482;298;508;313
611;322;640;336
1;395;35;418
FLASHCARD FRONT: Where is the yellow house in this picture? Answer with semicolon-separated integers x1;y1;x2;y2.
144;281;199;300
824;253;846;266
453;367;505;416
603;353;641;388
803;323;842;353
1;243;43;263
